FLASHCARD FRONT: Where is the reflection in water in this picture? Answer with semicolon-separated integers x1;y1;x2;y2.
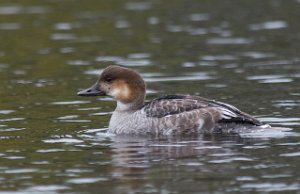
95;134;300;193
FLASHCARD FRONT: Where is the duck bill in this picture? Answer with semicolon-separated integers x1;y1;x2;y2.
77;83;106;96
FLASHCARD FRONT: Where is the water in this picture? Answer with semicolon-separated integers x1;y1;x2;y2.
0;0;300;193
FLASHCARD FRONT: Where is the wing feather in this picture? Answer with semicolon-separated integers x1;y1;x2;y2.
142;95;262;126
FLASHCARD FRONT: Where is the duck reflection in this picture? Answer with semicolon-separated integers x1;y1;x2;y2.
105;134;248;192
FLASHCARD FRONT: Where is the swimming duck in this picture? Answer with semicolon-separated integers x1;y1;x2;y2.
78;65;271;135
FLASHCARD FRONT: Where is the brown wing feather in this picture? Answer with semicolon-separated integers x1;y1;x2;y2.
143;95;262;126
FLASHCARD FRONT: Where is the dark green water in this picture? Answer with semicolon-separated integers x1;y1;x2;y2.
0;0;300;193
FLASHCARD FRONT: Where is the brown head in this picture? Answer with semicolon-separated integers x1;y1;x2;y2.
77;66;146;110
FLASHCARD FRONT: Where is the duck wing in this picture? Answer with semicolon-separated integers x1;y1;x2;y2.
143;95;262;126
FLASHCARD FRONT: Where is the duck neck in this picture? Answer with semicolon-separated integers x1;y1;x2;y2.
115;93;145;112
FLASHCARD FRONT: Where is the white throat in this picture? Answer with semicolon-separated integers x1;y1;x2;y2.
116;101;136;112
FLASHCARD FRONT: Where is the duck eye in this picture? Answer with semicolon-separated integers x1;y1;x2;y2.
105;77;113;83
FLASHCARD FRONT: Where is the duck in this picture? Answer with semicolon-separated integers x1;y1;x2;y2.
77;65;272;135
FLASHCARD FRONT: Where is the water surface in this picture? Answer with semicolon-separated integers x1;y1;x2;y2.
0;0;300;193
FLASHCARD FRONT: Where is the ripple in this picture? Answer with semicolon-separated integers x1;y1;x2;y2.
143;72;214;82
36;149;66;153
245;60;291;67
67;177;108;184
259;117;300;124
23;185;69;192
201;55;238;61
241;182;299;192
0;118;25;122
60;120;91;123
187;27;208;35
241;51;274;59
147;16;159;25
242;145;269;149
67;60;91;66
273;100;300;107
189;13;210;21
77;107;102;111
182;62;196;67
166;25;185;33
246;75;293;84
280;152;300;157
0;5;48;15
54;22;74;30
59;47;75;53
43;138;84;144
57;115;79;120
247;75;285;80
117;59;151;66
50;33;77;41
73;36;101;43
57;114;91;123
0;110;15;114
249;20;288;31
239;128;296;139
125;2;152;11
236;176;256;181
0;128;26;132
89;112;112;116
276;142;300;146
95;56;123;63
209;157;253;164
115;19;130;29
50;100;90;105
258;78;293;84
95;55;151;67
4;168;39;174
194;146;222;150
4;156;25;159
12;79;54;87
84;128;107;133
14;79;33;84
205;83;227;88
262;174;291;179
127;53;151;59
182;162;203;166
207;37;253;45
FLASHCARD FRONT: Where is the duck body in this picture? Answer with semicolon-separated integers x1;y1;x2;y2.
78;65;268;135
108;94;264;135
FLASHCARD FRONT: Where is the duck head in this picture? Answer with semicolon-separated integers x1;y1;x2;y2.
78;65;146;110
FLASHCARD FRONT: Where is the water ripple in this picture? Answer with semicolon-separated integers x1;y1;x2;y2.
4;168;39;174
67;177;108;184
0;128;26;132
207;37;253;45
143;72;214;82
241;51;275;59
0;118;25;122
95;54;151;66
280;152;300;157
241;183;299;192
249;20;288;31
246;75;293;84
0;5;48;15
189;13;210;21
0;110;15;114
50;33;77;41
50;100;90;105
126;2;152;11
43;138;84;144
